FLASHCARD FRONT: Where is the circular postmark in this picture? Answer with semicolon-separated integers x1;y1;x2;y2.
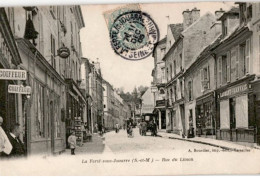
110;11;159;60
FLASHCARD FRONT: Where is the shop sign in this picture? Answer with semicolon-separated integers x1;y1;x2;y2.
8;85;31;94
220;84;248;98
151;86;157;93
0;69;27;80
142;104;154;114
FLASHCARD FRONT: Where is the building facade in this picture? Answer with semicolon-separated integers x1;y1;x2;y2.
7;5;85;155
151;37;167;130
0;8;23;143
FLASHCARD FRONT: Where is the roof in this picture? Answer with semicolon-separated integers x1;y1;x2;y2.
218;6;239;21
169;23;183;41
152;37;166;57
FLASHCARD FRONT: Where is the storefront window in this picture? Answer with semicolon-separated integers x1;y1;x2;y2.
55;96;61;138
35;81;45;138
235;95;248;128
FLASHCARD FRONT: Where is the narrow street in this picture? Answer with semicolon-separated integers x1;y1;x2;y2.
105;128;220;154
65;128;219;156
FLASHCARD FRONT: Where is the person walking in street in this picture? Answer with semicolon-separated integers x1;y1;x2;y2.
137;122;141;135
0;116;12;157
141;120;147;136
98;122;103;136
115;123;119;133
6;123;26;158
151;121;158;137
94;122;98;133
68;131;77;155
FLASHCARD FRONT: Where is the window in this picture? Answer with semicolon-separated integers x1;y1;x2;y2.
179;53;183;70
161;48;166;59
71;22;74;48
245;39;250;74
50;6;57;19
170;64;172;79
180;80;183;98
200;65;210;91
51;34;56;69
217;56;222;86
173;60;176;75
222;55;227;84
223;19;228;36
236;46;239;79
240;43;246;76
188;81;192;101
35;82;45;138
55;97;61;138
173;85;177;101
170;88;173;104
227;51;231;82
166;68;169;81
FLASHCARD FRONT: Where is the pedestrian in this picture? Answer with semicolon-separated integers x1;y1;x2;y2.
0;116;12;157
94;122;98;133
137;122;141;135
98;123;103;136
6;123;26;158
141;120;147;136
152;121;157;137
68;131;77;155
115;123;119;133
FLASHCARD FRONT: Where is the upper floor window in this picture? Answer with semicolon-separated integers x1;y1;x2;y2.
223;19;228;36
188;80;193;101
180;80;183;98
179;53;183;70
173;60;176;75
166;67;169;81
170;64;172;79
200;65;210;91
173;85;177;101
50;6;57;19
50;34;56;69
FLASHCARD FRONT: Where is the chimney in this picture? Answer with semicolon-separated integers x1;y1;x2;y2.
182;9;192;30
215;8;225;20
191;7;200;23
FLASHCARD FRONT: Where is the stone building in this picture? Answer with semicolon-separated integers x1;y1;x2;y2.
151;37;167;130
163;8;217;135
102;79;114;130
0;8;23;139
213;4;260;144
7;5;85;155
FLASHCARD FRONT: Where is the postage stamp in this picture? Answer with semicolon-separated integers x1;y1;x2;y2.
109;11;159;60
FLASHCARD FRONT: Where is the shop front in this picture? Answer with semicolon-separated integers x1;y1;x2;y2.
195;92;216;137
65;79;86;148
216;76;256;143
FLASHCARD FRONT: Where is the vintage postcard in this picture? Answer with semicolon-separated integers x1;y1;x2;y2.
0;1;260;176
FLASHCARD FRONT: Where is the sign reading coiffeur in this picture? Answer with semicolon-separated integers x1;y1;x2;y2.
8;85;31;94
0;69;27;80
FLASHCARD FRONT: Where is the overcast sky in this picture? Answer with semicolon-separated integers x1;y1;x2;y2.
80;2;234;93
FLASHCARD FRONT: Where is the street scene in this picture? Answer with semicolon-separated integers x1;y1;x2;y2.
0;2;260;175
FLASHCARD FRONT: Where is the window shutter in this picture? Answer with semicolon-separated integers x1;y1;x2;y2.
236;46;239;79
191;80;193;100
227;51;231;82
217;56;222;86
200;69;204;91
207;64;210;89
246;39;250;73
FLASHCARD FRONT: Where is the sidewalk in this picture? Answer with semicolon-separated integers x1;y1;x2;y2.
157;131;260;150
64;133;112;155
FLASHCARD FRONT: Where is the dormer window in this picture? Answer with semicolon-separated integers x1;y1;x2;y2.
223;19;228;36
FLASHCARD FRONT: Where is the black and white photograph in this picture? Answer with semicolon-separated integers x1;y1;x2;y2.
0;0;260;175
